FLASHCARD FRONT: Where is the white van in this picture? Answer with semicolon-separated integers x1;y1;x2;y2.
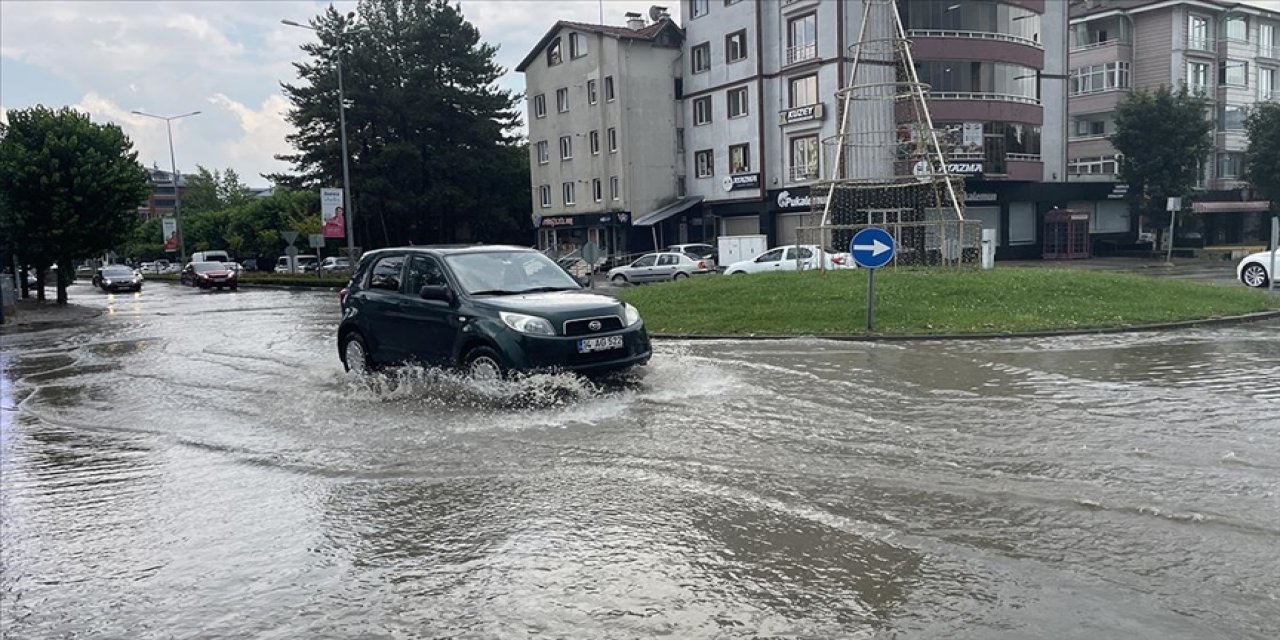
275;255;319;274
191;250;231;264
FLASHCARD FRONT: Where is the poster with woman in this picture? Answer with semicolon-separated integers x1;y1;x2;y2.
321;188;345;239
162;217;179;252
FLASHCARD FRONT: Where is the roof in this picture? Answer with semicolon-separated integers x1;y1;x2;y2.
515;18;681;73
360;245;537;258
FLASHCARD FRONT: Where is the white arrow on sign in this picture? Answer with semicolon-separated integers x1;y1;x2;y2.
852;239;891;256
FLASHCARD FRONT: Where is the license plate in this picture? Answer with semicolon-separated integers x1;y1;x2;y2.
577;335;624;353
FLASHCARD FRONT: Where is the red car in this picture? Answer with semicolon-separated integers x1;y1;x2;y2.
181;261;239;290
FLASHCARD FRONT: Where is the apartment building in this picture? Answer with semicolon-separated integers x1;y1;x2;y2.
1068;0;1279;245
516;12;684;257
135;167;187;220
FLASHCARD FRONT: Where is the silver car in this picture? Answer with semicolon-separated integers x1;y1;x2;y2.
607;251;707;285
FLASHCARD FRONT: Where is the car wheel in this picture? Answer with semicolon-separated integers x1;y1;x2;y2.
611;274;628;286
464;346;507;381
1241;263;1269;288
341;332;375;374
229;285;238;291
673;272;689;281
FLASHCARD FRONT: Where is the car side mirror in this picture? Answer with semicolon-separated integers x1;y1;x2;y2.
419;284;454;303
574;275;590;287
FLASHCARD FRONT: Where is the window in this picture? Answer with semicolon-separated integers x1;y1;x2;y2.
632;255;657;268
727;86;748;118
915;1;1043;44
592;178;602;202
1067;155;1120;176
368;255;405;291
1071;118;1109;138
726;30;747;63
569;32;587;58
1262;23;1277;57
556;87;569;112
787;14;817;64
533;94;546;118
1262;67;1276;100
757;248;784;263
562;182;576;205
678;176;687;196
1219;104;1246;131
1221;60;1248;86
1226;16;1248;42
676;128;685;153
693;96;712;125
692;42;711;74
406;255;448;293
1218;152;1244;178
539;185;551;208
547;37;562;66
153;198;176;208
790;135;819;181
588;79;598;104
610;176;620;200
559;135;572;160
695;149;714;178
1068;61;1130;95
729;143;750;174
691;0;709;18
789;74;818;107
535;140;549;164
1188;61;1211;91
725;0;742;5
590;130;600;154
608;127;618;152
919;60;1041;99
605;76;615;101
1189;15;1210;50
657;254;680;267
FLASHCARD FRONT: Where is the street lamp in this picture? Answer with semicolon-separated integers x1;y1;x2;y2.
131;109;201;262
282;16;358;259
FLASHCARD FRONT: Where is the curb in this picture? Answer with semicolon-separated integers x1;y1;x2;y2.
649;309;1280;342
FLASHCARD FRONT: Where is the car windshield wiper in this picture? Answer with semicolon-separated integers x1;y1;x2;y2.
468;289;522;296
513;286;578;294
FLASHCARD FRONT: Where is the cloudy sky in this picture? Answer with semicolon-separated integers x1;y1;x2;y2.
0;0;679;186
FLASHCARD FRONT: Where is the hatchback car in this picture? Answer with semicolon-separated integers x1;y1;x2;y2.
337;246;652;378
180;261;239;290
723;245;855;275
1236;248;1278;288
320;257;353;274
95;265;143;293
606;251;710;285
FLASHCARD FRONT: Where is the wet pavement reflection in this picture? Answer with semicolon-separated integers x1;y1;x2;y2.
2;282;1278;638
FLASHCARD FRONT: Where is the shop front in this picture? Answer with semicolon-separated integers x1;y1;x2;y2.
533;212;632;260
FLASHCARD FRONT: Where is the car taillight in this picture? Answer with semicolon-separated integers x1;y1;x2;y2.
698;260;706;269
338;288;348;307
832;256;845;265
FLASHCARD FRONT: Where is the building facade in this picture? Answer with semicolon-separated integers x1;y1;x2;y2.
136;168;187;220
1068;0;1279;246
517;13;684;258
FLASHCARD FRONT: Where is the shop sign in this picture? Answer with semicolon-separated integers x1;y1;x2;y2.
779;103;825;125
1107;183;1129;200
540;216;575;227
962;122;984;147
776;189;828;211
722;173;761;192
965;192;998;203
913;160;984;177
599;216;612;224
616;212;630;223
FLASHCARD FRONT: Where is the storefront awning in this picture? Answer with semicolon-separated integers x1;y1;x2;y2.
1192;201;1271;213
632;196;703;226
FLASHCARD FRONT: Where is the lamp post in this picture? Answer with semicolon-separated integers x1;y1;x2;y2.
282;16;358;259
131;110;201;262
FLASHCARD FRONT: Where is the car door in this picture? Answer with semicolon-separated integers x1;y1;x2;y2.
653;253;680;280
750;248;786;273
353;253;408;362
397;255;459;365
629;254;658;282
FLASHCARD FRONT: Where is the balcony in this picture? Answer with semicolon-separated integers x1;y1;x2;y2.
1260;45;1280;59
929;92;1039;105
788;165;819;183
1187;37;1216;53
785;43;818;66
910;29;1041;49
1070;37;1131;53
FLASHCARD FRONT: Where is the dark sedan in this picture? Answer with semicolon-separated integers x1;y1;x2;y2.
180;261;239;290
95;265;143;293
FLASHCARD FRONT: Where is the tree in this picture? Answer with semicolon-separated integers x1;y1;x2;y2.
1245;102;1280;214
273;0;530;249
1111;86;1214;246
0;106;150;304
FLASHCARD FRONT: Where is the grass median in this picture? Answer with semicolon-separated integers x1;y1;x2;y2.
143;273;349;287
616;267;1278;336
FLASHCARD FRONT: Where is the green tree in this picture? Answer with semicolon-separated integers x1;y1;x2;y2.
273;0;529;249
1111;86;1214;245
0;106;150;304
1245;102;1280;217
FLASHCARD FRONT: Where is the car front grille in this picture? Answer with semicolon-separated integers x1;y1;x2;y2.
563;315;624;336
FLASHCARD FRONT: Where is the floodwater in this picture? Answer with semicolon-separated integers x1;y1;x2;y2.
2;283;1278;639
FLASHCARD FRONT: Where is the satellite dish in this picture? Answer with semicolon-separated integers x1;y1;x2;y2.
648;5;667;22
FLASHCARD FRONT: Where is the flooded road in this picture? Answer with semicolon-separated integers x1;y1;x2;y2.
2;282;1278;638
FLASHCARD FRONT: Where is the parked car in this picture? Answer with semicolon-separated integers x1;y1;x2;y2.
723;245;856;276
95;265;143;293
162;263;182;274
666;243;718;270
180;261;239;290
1236;248;1278;288
76;265;97;279
275;255;319;274
320;257;353;274
606;252;710;285
239;258;259;272
337;245;651;378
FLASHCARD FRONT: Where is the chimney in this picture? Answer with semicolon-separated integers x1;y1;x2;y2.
625;12;645;30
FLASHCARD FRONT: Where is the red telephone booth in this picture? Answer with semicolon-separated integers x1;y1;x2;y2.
1043;209;1091;260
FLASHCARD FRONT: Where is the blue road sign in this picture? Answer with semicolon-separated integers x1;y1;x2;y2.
849;227;896;268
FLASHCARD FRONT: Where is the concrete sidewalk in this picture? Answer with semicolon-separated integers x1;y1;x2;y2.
999;256;1246;287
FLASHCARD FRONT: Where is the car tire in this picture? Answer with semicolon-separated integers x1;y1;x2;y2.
229;285;238;291
341;332;375;374
1241;263;1269;288
611;274;628;286
673;272;689;281
463;346;507;381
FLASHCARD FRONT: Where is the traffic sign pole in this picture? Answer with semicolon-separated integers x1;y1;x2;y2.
849;228;897;334
866;268;875;332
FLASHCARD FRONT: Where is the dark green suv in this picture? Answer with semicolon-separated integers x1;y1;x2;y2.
337;246;651;377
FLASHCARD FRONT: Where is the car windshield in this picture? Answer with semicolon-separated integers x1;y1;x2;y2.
102;267;134;277
445;250;581;295
193;262;225;272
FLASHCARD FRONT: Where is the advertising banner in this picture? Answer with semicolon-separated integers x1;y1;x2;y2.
162;217;179;252
321;188;345;238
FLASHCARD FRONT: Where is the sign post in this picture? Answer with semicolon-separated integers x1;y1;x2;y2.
1270;215;1277;295
849;228;896;332
581;242;602;289
281;231;300;274
1166;196;1182;264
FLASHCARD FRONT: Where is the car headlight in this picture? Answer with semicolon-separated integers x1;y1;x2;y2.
623;303;642;327
103;279;113;285
499;311;556;336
